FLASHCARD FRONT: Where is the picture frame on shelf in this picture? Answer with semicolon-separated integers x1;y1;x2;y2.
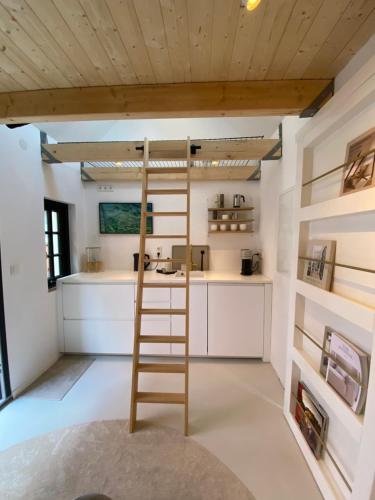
295;381;329;460
320;327;369;415
340;127;375;196
302;239;336;291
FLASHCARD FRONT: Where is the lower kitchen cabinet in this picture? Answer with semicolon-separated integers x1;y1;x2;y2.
64;320;134;354
207;283;264;357
171;284;207;356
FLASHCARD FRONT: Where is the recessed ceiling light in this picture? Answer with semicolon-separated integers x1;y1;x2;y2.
240;0;262;11
115;161;122;167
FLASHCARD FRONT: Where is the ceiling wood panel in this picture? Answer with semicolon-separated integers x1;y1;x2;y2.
303;0;375;78
284;0;352;78
246;0;297;80
0;0;373;100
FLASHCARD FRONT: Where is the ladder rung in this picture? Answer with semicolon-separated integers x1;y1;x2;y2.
146;189;188;195
143;283;187;288
145;234;187;239
137;363;186;373
139;335;186;344
146;167;188;174
136;392;185;404
148;258;185;263
144;211;188;217
140;308;186;315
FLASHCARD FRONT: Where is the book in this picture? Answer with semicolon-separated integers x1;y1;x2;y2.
295;381;329;459
320;327;369;414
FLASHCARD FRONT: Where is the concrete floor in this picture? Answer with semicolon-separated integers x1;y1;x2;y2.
0;357;322;500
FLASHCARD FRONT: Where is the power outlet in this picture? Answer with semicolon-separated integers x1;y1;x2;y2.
97;185;113;192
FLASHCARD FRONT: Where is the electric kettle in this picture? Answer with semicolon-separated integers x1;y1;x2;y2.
233;194;245;208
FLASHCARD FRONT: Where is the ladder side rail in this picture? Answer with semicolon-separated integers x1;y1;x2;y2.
184;137;191;436
129;137;149;433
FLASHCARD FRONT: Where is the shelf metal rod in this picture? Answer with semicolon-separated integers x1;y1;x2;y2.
291;393;353;492
302;147;375;187
294;324;368;389
298;256;375;275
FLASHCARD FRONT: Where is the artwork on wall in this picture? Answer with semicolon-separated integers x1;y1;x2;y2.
320;327;369;415
99;203;153;234
277;187;294;274
302;239;336;291
340;127;375;196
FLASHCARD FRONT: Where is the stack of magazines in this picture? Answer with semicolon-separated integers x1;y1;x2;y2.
320;327;370;415
295;381;329;459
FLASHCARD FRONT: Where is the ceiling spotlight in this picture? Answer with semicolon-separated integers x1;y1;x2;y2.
212;161;219;166
240;0;262;11
115;161;122;167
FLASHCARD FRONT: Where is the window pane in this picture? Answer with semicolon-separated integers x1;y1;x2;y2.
52;211;58;232
54;256;60;276
44;211;48;231
46;257;50;278
53;234;59;254
45;234;49;256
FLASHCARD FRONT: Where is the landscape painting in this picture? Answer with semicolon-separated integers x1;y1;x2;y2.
99;203;153;234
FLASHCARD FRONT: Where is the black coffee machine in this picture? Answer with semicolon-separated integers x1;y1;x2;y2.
241;249;260;276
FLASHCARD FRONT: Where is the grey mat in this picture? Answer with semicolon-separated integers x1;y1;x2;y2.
23;355;95;401
0;420;255;500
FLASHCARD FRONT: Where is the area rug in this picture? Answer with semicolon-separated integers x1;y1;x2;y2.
23;355;95;400
0;420;255;500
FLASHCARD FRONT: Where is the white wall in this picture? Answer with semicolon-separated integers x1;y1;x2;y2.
84;180;260;272
0;125;85;394
260;117;307;386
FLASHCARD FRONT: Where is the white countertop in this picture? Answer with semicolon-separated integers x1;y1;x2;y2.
59;271;272;285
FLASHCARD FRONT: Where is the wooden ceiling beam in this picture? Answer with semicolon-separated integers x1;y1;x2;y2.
41;138;280;163
0;80;332;124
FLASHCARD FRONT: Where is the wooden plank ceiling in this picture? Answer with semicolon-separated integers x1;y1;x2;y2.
0;0;374;122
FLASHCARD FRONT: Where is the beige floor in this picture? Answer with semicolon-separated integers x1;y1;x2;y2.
0;357;322;500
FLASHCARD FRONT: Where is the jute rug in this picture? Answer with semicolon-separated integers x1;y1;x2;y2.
23;355;95;400
0;420;255;500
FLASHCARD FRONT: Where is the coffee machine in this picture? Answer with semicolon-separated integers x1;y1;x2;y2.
241;249;261;276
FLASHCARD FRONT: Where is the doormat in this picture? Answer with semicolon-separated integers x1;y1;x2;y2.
23;355;95;401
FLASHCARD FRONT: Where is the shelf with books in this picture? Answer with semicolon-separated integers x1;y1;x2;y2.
292;346;364;442
285;413;348;500
299;187;375;222
296;280;375;334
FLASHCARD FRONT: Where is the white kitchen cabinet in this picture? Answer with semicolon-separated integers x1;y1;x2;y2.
63;284;134;320
171;284;207;356
140;288;171;355
64;320;134;354
208;283;264;357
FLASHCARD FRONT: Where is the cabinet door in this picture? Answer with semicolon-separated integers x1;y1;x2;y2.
63;284;134;320
140;289;171;355
171;285;207;356
64;320;134;354
208;284;264;357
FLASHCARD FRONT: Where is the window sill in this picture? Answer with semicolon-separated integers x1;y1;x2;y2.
48;286;56;293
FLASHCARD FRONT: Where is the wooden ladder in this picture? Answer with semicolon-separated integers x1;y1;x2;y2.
129;137;191;436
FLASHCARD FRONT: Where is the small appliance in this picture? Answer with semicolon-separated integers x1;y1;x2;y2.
233;194;245;208
241;249;252;275
133;253;150;271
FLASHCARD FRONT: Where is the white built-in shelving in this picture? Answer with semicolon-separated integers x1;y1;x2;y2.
284;62;375;500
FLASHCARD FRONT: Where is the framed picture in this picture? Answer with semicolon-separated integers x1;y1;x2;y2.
340;127;375;196
302;239;336;291
99;202;153;234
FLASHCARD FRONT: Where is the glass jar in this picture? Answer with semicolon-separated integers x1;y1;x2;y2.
86;247;102;273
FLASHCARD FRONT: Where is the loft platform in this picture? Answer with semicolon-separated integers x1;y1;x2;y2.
41;136;282;182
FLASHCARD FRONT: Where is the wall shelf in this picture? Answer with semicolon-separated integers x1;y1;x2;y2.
292;347;363;442
208;230;254;234
208;207;254;212
296;280;375;334
299;187;375;222
208;218;254;223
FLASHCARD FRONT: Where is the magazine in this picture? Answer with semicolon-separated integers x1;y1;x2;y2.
320;327;369;414
302;239;336;291
295;381;329;460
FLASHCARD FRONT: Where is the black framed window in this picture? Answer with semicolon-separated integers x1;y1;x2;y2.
44;199;71;289
0;245;11;407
